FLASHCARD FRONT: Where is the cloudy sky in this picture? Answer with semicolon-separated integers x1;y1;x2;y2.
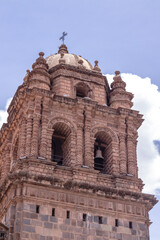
0;1;160;239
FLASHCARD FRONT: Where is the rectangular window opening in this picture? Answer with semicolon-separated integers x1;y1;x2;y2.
129;221;133;229
98;216;103;224
36;205;40;214
115;219;119;227
66;210;70;219
52;208;55;216
0;232;5;237
83;213;87;221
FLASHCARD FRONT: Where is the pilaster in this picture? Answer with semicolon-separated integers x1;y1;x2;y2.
76;124;83;166
31;114;40;158
127;135;136;176
25;116;33;157
19;118;26;158
84;106;93;168
119;133;127;174
39;98;50;159
31;96;42;158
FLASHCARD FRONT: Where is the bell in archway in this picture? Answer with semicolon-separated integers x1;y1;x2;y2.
95;148;104;160
94;148;104;171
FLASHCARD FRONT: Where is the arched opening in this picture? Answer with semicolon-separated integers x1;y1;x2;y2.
75;82;91;98
94;131;112;174
51;122;71;166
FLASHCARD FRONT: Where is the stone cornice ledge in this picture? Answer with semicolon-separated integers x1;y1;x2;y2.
0;170;157;211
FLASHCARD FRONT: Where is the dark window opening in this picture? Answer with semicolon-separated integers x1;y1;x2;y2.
52;135;65;165
94;142;105;172
76;89;86;98
76;83;90;99
83;213;87;221
129;221;132;229
66;210;70;219
52;208;55;216
0;232;5;237
115;219;118;227
36;205;40;214
98;216;103;224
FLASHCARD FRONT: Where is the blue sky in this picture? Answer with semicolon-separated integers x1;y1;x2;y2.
0;1;160;239
0;0;160;109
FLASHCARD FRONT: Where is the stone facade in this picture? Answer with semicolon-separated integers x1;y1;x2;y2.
0;44;157;239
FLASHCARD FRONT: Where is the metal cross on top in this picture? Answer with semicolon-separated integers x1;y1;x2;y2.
59;32;68;44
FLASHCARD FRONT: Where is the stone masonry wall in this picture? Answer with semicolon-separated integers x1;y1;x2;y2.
11;201;148;240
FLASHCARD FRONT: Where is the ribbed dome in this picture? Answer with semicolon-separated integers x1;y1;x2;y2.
46;44;93;71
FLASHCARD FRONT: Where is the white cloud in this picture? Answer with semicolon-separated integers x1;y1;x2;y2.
0;98;12;129
106;73;160;194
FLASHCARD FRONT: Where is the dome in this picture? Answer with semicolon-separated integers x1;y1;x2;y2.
46;44;93;71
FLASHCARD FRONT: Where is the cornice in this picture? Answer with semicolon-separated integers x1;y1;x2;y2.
48;63;103;78
0;168;157;211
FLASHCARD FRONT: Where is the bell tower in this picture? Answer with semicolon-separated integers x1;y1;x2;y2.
0;44;157;240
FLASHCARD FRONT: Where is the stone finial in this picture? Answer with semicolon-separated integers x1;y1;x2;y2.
95;60;98;66
109;69;133;109
23;69;30;82
78;59;83;65
58;44;69;54
59;53;65;64
39;52;44;57
93;60;101;72
28;51;50;90
32;52;48;71
115;70;120;76
60;53;64;58
111;70;126;90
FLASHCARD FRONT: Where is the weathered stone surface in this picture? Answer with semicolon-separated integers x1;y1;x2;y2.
0;44;157;240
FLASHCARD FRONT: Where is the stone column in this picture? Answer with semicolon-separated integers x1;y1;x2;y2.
25;116;33;157
90;136;96;169
76;124;83;167
39;116;48;159
0;144;11;181
70;132;77;167
39;98;50;159
119;133;127;174
83;106;92;168
4;144;11;176
127;135;135;176
46;129;54;161
76;105;85;167
0;150;5;180
133;138;138;178
19;118;26;158
31;114;40;157
84;125;92;167
109;141;119;175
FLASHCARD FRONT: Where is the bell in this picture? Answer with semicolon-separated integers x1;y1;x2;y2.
94;148;104;171
95;149;104;160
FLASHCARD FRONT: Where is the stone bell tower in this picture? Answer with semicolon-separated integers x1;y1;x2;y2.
0;44;157;240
